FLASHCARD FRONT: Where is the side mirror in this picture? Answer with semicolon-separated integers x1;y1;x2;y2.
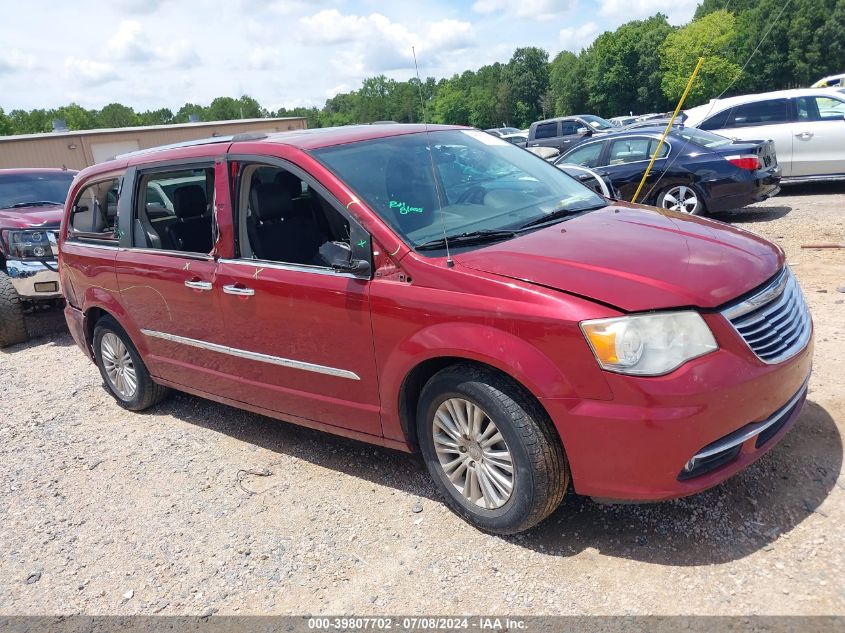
331;257;371;276
577;127;590;135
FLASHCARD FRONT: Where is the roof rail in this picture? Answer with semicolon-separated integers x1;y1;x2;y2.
231;132;268;141
114;135;235;160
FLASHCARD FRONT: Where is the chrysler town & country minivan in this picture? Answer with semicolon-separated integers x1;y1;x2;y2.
59;125;813;534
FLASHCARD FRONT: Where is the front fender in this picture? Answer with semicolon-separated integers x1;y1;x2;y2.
378;322;611;443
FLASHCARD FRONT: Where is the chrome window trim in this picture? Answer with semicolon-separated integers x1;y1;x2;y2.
140;329;361;380
218;258;358;279
688;375;809;466
64;240;120;250
119;247;214;261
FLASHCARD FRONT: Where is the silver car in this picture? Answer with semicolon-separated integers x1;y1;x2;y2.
683;88;845;181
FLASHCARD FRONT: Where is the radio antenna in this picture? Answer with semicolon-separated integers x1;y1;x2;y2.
412;46;453;268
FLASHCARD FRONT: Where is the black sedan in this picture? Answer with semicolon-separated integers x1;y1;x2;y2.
553;126;781;215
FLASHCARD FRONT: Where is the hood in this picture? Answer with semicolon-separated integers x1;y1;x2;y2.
455;204;783;312
0;204;63;230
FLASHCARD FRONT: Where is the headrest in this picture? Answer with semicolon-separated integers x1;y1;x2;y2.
172;185;207;219
384;154;436;232
274;170;303;199
251;182;292;222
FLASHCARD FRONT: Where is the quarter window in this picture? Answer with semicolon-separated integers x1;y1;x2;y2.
133;167;215;254
534;123;558;139
69;178;120;242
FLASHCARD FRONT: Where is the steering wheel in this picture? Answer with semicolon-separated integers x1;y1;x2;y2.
456;186;487;205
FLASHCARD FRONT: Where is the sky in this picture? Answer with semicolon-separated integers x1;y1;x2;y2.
0;0;701;113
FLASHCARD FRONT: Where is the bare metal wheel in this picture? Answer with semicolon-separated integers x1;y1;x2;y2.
432;397;514;509
658;185;704;215
100;332;138;399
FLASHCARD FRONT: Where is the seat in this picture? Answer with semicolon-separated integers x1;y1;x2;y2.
166;185;213;253
247;182;324;265
384;154;439;235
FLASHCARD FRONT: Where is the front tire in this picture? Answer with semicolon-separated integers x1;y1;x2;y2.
657;184;706;215
93;316;169;411
417;365;569;534
0;270;28;348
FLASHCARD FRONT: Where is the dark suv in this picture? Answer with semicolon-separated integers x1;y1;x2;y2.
527;115;615;152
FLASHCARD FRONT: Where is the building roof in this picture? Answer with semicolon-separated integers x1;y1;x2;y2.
0;116;306;143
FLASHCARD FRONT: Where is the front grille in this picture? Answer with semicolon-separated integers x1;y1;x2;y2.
722;267;811;364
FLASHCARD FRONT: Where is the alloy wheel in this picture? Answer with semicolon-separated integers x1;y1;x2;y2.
431;397;515;509
100;332;138;399
661;185;700;214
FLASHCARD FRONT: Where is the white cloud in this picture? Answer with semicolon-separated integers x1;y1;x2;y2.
0;50;36;74
298;10;475;76
472;0;575;21
559;21;601;52
63;57;118;85
248;46;283;70
598;0;698;23
106;20;199;67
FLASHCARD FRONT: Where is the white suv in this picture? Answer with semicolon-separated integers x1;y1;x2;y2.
683;88;845;180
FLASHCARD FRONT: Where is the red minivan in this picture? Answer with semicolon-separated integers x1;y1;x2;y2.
59;125;813;534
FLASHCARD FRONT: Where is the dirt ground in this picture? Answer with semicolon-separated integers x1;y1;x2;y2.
1;183;843;616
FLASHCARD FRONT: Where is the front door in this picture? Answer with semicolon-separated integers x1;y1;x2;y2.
216;159;382;436
115;160;242;401
791;94;845;177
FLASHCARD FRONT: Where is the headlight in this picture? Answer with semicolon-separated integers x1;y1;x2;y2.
1;229;54;260
580;311;718;376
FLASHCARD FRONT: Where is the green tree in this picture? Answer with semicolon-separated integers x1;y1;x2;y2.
174;103;206;123
0;108;12;135
550;50;587;115
504;47;549;125
138;108;174;126
660;11;742;106
52;103;96;130
97;103;139;128
7;109;51;133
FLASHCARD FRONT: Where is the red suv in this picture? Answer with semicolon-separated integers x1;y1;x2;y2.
59;126;813;534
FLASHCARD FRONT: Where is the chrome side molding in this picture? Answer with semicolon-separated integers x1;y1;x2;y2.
140;329;361;380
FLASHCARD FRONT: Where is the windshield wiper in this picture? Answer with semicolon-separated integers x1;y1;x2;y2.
416;229;517;251
518;203;606;230
7;201;64;208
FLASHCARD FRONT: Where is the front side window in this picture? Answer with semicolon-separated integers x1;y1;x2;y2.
560;122;580;136
560;142;604;167
238;165;351;267
69;178;120;241
133;167;215;254
312;129;606;252
796;96;845;121
0;172;74;210
534;123;558;139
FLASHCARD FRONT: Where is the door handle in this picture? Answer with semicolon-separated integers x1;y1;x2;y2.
795;131;813;139
223;284;255;296
184;279;212;291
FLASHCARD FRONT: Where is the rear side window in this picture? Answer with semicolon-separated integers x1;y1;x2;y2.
561;142;604;168
132;167;215;254
69;178;120;243
701;99;790;129
534;123;558;139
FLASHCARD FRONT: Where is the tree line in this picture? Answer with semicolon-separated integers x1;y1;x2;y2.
1;0;843;136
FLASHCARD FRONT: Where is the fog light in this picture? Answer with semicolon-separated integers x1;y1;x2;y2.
34;282;58;293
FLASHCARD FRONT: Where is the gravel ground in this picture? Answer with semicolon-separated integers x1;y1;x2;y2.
1;183;843;616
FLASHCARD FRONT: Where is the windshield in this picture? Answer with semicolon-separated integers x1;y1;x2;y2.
0;172;75;209
311;129;605;252
675;127;733;149
580;115;615;130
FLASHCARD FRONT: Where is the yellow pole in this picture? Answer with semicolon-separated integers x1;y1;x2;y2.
631;56;705;204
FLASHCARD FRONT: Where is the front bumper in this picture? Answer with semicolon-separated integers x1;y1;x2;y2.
5;259;62;299
544;312;813;501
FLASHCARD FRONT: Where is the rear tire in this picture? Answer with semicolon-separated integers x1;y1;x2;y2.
417;364;569;534
657;184;706;215
0;270;28;348
93;316;169;411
